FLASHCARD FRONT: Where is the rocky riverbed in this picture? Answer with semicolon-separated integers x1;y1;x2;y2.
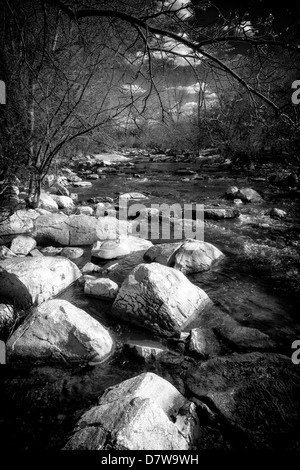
0;150;300;451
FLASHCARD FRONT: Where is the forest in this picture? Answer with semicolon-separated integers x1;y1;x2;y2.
1;0;300;205
1;0;300;454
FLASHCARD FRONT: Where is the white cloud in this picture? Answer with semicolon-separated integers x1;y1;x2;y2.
166;82;203;94
152;36;202;66
121;84;146;94
166;83;219;115
158;0;193;19
181;101;197;114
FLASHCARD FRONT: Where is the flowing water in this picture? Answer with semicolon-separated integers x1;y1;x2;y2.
1;157;300;450
65;158;300;344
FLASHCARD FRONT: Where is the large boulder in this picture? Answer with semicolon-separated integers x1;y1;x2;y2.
10;235;36;255
91;236;152;260
96;217;132;241
113;263;211;335
0;209;39;236
50;195;75;210
68;215;98;245
32;213;69;245
185;352;300;449
63;372;199;450
38;193;58;211
6;299;113;364
172;239;224;274
144;239;223;274
67;215;132;245
0;256;81;307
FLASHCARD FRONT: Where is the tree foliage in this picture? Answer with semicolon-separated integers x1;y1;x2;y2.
0;0;300;207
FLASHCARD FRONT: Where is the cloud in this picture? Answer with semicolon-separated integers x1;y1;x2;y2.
121;84;146;94
166;82;202;94
166;83;219;116
152;35;202;67
158;0;193;19
181;101;197;114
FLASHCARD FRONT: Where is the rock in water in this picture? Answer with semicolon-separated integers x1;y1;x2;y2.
113;263;211;335
40;246;63;256
10;235;37;255
61;247;84;259
236;187;263;203
94;202;114;217
269;208;287;219
67;214;98;245
143;242;182;265
188;327;222;359
81;262;102;274
143;240;223;274
173;239;224;274
225;186;239;199
76;206;94;216
33;213;70;245
91;236;152;259
38;193;58;211
63;372;199;450
0;209;39;237
119;192;148;200
125;341;166;362
204;208;239;220
84;277;119;299
91;239;131;259
73;181;92;187
50;195;75;210
0;256;81;307
95;217;132;241
6;299;113;364
185;352;300;449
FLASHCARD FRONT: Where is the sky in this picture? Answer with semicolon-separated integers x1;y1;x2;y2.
120;0;300;124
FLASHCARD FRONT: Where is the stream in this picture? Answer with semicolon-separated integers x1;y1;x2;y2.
1;156;300;450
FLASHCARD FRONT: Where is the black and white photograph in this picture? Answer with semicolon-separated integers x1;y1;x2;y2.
0;0;300;456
